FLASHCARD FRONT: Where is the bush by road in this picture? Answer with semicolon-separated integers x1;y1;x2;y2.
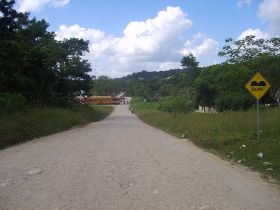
0;105;113;150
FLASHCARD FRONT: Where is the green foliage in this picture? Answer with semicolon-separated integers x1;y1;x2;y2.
0;93;27;114
0;105;113;149
158;95;194;113
133;81;152;99
122;49;279;112
218;35;280;64
131;97;159;110
114;69;184;96
215;91;254;111
0;0;92;106
194;64;257;109
180;53;199;69
132;87;195;113
247;54;280;95
132;99;280;181
91;76;120;96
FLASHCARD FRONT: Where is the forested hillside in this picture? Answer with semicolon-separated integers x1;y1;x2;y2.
112;35;280;112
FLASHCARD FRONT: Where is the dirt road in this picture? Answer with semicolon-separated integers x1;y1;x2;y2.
0;104;279;210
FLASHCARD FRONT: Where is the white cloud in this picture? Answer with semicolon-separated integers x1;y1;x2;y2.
237;0;252;8
56;6;218;77
56;24;105;42
181;33;219;66
160;62;182;70
238;28;270;39
16;0;70;12
258;0;280;35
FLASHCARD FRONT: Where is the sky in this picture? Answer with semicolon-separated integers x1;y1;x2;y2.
14;0;280;78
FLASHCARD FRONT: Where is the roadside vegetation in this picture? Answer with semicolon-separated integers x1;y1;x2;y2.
132;97;280;181
113;36;280;113
1;1;279;179
0;104;113;150
0;0;115;150
115;34;280;181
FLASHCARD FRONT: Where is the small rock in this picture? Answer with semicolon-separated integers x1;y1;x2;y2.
263;162;272;167
122;191;128;195
153;189;159;194
181;134;185;138
267;168;274;171
272;197;278;201
28;167;43;175
0;179;11;188
257;152;263;158
237;160;242;163
241;144;246;148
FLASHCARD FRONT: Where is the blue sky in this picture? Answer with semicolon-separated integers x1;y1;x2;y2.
15;0;280;78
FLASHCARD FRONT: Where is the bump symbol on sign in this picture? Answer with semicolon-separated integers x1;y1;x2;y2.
250;81;266;87
245;72;271;100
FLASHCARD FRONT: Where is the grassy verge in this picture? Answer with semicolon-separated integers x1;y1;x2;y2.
0;104;113;150
131;97;280;181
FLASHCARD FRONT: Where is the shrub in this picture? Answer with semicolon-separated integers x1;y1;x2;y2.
215;91;254;111
0;93;27;115
158;96;194;113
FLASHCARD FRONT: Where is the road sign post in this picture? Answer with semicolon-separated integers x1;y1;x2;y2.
257;100;260;140
245;72;271;140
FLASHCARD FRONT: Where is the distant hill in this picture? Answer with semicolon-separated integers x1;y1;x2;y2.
115;69;184;81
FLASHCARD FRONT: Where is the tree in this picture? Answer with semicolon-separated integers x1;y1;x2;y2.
0;0;29;94
180;53;200;84
218;35;280;64
194;64;255;111
218;35;280;103
57;38;92;99
0;0;92;105
180;53;199;69
91;76;117;96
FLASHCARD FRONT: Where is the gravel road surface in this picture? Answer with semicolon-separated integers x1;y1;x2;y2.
0;104;280;210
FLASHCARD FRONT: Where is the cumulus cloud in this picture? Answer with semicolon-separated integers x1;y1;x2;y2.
237;0;252;8
56;24;105;42
238;28;270;39
181;33;219;66
16;0;70;12
56;6;218;77
258;0;280;35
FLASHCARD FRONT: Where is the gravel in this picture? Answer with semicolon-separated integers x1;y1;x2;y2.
0;103;279;209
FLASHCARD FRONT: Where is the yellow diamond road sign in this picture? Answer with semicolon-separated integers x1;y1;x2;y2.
245;72;271;100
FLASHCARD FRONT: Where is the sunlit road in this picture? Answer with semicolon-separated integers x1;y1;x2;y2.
0;104;280;209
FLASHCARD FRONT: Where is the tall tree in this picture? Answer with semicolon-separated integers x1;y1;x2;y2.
180;53;199;69
0;0;92;105
218;35;280;100
0;0;29;93
180;53;200;85
91;76;116;96
218;35;280;64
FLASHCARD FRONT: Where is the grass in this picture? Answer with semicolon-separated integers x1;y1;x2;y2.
0;104;113;150
132;97;280;182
